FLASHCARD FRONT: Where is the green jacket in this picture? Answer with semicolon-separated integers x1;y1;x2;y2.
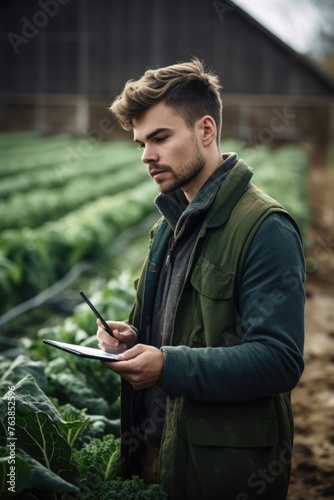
121;159;304;499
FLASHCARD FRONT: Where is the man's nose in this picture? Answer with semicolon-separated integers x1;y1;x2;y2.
141;145;159;164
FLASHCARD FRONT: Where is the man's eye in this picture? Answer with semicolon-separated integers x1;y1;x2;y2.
155;136;167;143
137;143;144;150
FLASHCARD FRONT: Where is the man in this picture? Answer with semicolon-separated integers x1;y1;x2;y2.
97;59;305;499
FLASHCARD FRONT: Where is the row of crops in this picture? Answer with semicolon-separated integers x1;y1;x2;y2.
0;134;159;315
0;133;308;318
0;133;309;498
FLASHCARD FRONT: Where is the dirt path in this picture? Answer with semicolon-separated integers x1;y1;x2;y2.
288;165;334;499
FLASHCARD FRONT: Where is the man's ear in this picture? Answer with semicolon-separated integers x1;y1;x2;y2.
199;115;217;146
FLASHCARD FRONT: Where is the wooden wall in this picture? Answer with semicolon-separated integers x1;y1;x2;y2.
0;0;333;154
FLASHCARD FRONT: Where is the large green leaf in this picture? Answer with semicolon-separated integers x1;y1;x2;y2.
0;355;47;392
13;406;75;481
0;376;78;484
1;375;60;422
56;404;89;447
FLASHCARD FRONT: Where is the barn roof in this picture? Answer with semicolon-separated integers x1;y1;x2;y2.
227;0;334;95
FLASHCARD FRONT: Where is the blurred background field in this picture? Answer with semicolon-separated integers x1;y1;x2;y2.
0;136;310;322
0;0;334;498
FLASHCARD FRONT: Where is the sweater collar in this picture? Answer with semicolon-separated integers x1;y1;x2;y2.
154;152;238;235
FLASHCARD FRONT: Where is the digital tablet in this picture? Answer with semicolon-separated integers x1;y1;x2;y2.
43;339;119;361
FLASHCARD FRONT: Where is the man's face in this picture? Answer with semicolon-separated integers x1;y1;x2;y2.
133;101;205;199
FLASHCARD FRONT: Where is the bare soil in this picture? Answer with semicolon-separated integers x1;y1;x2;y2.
288;164;334;499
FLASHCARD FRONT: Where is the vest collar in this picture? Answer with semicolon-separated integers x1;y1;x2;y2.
204;160;253;229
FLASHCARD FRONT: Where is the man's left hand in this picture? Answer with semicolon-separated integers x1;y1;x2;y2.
102;344;164;390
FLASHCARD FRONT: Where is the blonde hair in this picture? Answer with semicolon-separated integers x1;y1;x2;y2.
110;58;223;143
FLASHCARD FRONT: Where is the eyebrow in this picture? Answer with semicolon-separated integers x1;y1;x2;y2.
134;127;171;144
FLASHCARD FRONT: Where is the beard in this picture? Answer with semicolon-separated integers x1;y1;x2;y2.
149;137;205;195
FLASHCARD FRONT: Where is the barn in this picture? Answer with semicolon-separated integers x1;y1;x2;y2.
1;0;333;158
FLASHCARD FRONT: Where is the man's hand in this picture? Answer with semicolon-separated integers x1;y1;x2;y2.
102;344;164;390
97;320;137;354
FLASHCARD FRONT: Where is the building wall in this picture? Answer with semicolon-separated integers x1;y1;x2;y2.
0;0;333;156
1;0;334;96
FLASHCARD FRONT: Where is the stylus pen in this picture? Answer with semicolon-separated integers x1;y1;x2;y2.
79;291;115;338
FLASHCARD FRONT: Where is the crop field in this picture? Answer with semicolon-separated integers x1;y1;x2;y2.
0;133;308;317
4;132;333;499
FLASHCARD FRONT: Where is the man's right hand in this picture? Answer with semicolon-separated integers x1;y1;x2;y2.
96;319;138;354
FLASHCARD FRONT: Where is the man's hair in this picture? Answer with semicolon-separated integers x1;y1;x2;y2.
109;58;223;144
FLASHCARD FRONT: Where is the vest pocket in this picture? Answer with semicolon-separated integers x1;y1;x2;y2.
187;257;236;347
186;416;278;448
184;416;280;499
190;257;235;299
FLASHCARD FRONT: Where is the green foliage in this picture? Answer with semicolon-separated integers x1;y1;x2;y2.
54;404;89;448
0;446;78;499
0;354;47;392
0;135;309;315
0;374;123;498
0;274;140;497
0;158;146;230
94;476;168;500
0;377;80;497
0;371;166;499
72;434;120;482
250;145;309;238
15;275;135;420
0;135;155;314
0;183;156;314
73;275;136;335
2;336;120;423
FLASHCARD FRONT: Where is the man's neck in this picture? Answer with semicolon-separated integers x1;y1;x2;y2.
182;152;223;202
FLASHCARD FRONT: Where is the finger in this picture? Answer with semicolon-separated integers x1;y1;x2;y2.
97;318;115;335
98;326;124;341
97;331;121;350
97;319;123;340
97;329;119;345
99;339;123;352
117;344;143;361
